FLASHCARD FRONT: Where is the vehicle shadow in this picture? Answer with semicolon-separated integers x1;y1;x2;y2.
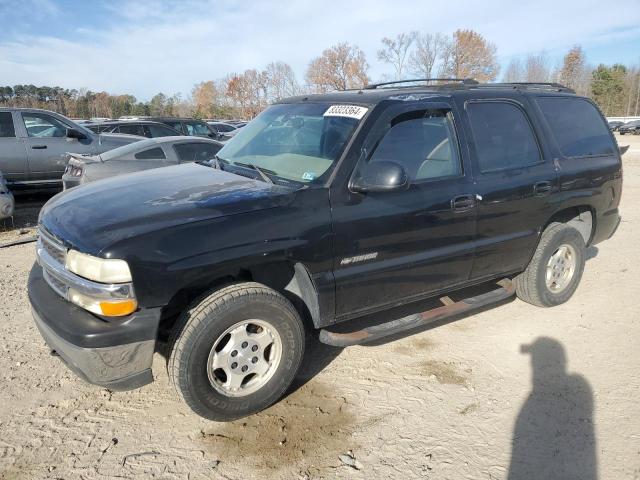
586;245;599;261
508;337;597;480
0;190;56;233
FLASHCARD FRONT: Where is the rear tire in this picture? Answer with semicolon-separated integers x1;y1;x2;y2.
168;282;305;421
515;223;586;307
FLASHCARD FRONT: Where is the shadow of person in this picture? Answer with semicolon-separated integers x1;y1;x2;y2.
508;337;597;480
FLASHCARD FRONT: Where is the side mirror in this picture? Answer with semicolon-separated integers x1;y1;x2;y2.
350;161;408;193
66;128;87;140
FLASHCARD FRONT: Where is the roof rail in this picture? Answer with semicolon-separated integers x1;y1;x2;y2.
364;78;479;89
473;82;575;93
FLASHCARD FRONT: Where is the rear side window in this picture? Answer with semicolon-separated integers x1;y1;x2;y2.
537;97;615;157
147;124;179;137
174;142;221;162
117;124;145;137
0;112;15;137
369;109;461;181
466;102;541;172
134;147;166;160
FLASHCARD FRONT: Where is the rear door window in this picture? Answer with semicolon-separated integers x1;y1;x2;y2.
146;124;180;137
536;97;616;157
117;124;146;137
174;142;221;162
0;112;15;137
466;101;541;172
134;147;166;160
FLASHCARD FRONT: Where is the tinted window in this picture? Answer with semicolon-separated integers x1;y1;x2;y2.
134;147;166;160
184;121;212;136
0;112;15;137
117;124;145;137
164;121;184;133
369;110;461;181
22;113;69;138
174;142;221;162
537;97;615;157
467;102;541;172
147;124;179;137
215;124;235;132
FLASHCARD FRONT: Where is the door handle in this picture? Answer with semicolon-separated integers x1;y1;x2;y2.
31;145;47;150
451;194;476;212
534;181;552;196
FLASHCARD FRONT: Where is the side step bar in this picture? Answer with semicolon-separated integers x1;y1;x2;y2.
319;279;515;347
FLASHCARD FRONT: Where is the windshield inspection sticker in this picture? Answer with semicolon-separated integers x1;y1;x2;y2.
323;105;368;120
302;172;316;181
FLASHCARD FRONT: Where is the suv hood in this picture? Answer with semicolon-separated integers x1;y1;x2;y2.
40;163;296;255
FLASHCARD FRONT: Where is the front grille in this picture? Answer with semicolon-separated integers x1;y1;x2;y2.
42;267;68;298
39;227;66;265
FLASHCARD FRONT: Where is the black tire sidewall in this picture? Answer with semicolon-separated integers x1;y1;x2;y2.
534;227;585;306
177;294;304;420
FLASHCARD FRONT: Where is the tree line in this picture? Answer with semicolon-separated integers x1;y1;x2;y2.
1;29;638;119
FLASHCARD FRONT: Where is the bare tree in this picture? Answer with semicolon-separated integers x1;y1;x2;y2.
559;46;586;91
377;32;418;80
525;52;551;82
408;32;448;79
264;61;300;101
502;58;524;82
305;42;370;92
440;29;499;81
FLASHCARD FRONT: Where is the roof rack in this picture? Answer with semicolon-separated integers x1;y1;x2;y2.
364;78;479;89
473;82;575;93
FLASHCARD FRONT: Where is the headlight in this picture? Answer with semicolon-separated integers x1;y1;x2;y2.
68;288;137;317
66;249;132;283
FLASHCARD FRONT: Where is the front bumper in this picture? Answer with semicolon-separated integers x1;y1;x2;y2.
28;264;162;390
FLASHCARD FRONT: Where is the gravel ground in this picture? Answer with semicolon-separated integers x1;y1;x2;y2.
0;135;639;479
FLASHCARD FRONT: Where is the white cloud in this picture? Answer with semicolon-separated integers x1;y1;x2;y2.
0;0;639;99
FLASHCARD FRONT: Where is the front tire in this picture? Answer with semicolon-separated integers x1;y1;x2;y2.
515;223;586;307
168;282;305;421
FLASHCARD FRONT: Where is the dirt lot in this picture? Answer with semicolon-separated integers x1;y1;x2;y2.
0;135;639;480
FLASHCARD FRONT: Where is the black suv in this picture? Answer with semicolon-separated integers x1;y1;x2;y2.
28;80;622;421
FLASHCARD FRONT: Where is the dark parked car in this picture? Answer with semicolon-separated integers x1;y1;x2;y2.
0;108;142;189
618;120;640;135
143;117;218;139
87;121;183;138
62;136;223;189
29;80;621;421
608;120;624;131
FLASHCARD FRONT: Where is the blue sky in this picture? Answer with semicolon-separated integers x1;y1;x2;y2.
1;0;639;100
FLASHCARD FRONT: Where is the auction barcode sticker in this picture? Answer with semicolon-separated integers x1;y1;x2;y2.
323;105;368;120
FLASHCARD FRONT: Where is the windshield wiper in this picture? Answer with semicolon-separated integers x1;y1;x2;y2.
234;162;275;184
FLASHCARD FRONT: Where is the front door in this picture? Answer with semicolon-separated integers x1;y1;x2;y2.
330;102;477;319
21;112;95;183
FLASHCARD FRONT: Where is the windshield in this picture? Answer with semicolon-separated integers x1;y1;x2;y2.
100;138;155;161
216;103;365;184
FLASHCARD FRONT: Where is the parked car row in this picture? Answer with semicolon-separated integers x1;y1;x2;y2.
609;119;640;134
0;108;233;193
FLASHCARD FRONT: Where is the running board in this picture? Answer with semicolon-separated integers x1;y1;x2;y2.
319;279;515;347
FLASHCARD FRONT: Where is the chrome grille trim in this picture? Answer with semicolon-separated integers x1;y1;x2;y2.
38;227;67;266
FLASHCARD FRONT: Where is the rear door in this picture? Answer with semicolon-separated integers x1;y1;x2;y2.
21;112;95;183
331;101;477;319
0;111;28;184
462;97;558;280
